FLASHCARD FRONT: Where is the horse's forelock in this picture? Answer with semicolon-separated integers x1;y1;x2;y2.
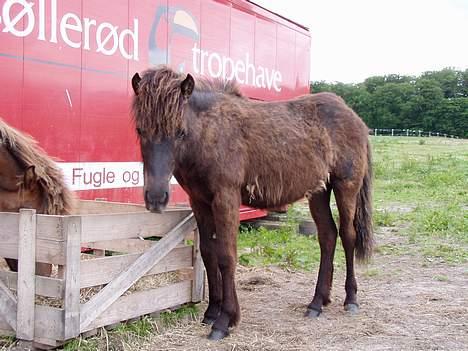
133;67;186;139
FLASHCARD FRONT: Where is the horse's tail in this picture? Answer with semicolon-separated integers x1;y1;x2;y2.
354;139;374;262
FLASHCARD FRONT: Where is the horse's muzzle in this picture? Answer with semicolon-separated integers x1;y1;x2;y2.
145;190;169;213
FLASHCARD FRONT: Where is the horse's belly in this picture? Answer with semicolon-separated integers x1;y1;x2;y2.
240;172;326;209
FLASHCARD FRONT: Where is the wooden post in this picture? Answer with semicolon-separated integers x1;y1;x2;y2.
191;228;204;303
79;213;196;331
16;209;36;341
63;216;82;340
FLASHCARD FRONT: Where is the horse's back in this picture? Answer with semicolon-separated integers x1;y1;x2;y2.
308;92;370;182
301;92;368;135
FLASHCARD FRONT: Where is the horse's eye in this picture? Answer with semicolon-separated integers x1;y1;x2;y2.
177;130;186;139
136;128;142;136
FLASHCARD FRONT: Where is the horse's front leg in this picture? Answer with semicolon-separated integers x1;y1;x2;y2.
208;190;241;340
191;201;223;325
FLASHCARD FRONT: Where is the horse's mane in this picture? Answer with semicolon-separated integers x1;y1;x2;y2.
0;118;74;215
194;77;243;98
132;66;243;138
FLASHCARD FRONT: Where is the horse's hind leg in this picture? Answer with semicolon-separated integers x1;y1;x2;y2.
191;201;223;325
306;186;338;318
333;180;360;313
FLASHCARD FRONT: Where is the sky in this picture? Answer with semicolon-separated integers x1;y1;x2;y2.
253;0;468;83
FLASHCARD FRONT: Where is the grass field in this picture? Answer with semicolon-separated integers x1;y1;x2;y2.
1;136;466;350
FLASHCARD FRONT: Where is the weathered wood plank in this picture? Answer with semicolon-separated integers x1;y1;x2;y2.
0;313;14;335
34;305;64;341
63;216;82;340
0;302;64;341
76;200;189;215
80;209;191;242
76;200;147;214
82;238;156;254
80;246;193;288
0;212;63;241
191;228;205;303
0;271;64;298
0;279;17;331
80;213;196;331
16;209;36;341
82;281;192;333
36;215;64;240
82;239;188;254
0;212;20;241
0;230;65;266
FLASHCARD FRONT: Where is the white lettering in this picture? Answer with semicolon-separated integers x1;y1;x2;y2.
256;67;266;88
83;17;96;50
265;67;275;90
192;43;200;74
2;0;35;37
118;18;139;60
0;0;139;61
273;71;282;92
222;56;235;80
60;12;82;49
38;0;45;40
192;44;283;92
235;60;245;83
208;52;222;78
200;50;209;75
96;22;119;56
50;0;57;42
245;53;256;86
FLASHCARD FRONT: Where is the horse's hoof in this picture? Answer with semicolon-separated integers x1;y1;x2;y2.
202;316;216;325
207;328;229;340
344;303;359;314
305;308;321;318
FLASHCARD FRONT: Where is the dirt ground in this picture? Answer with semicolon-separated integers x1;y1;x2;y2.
140;229;468;351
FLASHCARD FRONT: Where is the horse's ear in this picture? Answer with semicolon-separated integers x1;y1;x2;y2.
23;165;38;190
131;73;141;95
181;74;194;100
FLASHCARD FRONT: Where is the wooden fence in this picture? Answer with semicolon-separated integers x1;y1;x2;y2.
0;201;204;349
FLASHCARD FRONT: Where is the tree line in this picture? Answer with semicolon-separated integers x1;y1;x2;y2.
311;68;468;138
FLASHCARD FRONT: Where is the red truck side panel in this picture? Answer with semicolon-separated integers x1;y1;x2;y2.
0;0;311;219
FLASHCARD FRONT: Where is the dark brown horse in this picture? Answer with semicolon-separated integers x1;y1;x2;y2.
131;66;373;340
0;118;74;276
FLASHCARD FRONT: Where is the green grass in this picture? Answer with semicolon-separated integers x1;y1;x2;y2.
158;304;198;327
0;336;15;350
372;136;467;263
238;223;346;271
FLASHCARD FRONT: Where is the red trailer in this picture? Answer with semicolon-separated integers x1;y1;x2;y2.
0;0;310;220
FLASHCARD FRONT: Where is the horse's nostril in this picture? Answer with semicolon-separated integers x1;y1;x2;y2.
160;191;169;204
145;190;168;206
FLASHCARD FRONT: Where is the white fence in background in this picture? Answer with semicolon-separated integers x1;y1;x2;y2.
370;128;461;139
